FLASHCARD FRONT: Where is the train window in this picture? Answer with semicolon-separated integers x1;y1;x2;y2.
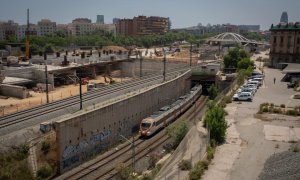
141;122;151;128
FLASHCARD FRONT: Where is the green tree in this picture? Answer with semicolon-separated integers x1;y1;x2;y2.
44;43;55;53
204;105;228;143
237;58;254;70
208;84;218;100
223;47;249;69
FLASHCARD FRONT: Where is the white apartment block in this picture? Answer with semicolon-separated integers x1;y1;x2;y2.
37;19;56;36
93;23;116;36
69;18;93;36
17;24;38;40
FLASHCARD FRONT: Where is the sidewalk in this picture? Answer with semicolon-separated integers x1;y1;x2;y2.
202;106;242;180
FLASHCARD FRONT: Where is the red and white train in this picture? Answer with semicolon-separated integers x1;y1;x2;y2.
139;85;202;137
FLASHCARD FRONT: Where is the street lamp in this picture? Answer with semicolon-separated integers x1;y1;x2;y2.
119;134;135;171
163;48;166;82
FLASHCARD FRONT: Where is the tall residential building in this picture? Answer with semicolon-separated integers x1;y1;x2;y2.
116;19;133;36
116;16;169;36
0;20;18;40
17;24;38;40
280;11;288;23
113;18;120;24
37;19;56;36
69;18;93;36
96;15;104;24
269;22;300;68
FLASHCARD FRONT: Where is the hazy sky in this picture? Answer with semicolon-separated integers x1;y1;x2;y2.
0;0;299;30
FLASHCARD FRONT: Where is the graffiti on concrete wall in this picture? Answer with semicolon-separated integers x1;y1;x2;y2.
61;130;112;169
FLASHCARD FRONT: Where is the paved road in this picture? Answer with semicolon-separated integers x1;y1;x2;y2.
229;66;300;180
202;65;300;180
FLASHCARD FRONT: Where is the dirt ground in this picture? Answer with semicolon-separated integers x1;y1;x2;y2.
0;75;129;116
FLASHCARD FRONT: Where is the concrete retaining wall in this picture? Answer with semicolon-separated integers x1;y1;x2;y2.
0;84;29;99
54;71;191;173
121;60;187;77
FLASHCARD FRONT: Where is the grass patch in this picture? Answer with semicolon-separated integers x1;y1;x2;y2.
189;160;209;180
0;143;33;180
178;159;192;170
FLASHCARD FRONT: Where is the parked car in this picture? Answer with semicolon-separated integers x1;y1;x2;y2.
237;87;256;95
251;71;263;76
248;79;261;87
242;83;258;90
233;92;253;101
287;82;296;88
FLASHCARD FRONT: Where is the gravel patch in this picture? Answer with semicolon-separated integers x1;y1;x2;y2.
259;148;300;180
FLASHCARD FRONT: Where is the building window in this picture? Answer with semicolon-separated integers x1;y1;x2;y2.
287;36;292;48
280;36;284;44
297;38;300;44
273;36;277;44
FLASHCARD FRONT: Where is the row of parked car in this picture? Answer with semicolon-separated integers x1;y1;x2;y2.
233;71;264;102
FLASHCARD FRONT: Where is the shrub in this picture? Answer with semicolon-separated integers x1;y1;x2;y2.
286;110;298;116
41;140;51;154
115;163;134;180
222;96;232;104
166;121;189;148
178;159;192;170
280;104;286;108
14;143;30;161
206;145;216;161
262;107;269;113
37;163;53;179
189;161;209;180
273;108;282;114
270;103;274;107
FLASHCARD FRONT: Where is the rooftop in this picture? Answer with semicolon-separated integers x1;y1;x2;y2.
270;22;300;31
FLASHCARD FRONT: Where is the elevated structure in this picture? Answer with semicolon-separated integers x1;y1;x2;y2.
207;32;269;46
280;11;288;23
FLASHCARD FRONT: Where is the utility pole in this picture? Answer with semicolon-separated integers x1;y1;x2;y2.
120;134;135;171
45;62;49;103
190;42;192;67
25;9;30;60
79;77;83;110
163;49;166;82
139;51;143;78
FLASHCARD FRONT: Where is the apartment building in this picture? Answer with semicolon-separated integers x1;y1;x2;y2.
0;20;18;40
116;19;133;36
116;16;169;36
37;19;56;36
17;24;38;40
68;18;93;36
93;23;116;36
270;22;300;68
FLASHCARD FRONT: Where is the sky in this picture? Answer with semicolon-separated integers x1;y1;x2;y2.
0;0;299;30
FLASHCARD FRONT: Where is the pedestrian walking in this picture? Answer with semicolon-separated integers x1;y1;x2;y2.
274;77;276;84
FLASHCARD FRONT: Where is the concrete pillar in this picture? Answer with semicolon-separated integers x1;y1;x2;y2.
91;66;97;79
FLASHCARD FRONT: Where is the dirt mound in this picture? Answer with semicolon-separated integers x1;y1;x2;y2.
102;46;128;52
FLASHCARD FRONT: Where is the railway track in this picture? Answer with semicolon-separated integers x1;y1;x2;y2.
56;95;209;180
0;66;190;129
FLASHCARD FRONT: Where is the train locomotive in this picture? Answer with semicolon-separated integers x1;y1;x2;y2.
139;85;202;137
